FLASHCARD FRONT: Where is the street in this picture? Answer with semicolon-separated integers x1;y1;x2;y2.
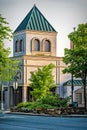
0;113;87;130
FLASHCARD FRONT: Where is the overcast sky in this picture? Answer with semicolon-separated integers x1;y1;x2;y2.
0;0;87;56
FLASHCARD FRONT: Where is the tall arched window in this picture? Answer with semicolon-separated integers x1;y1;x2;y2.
15;39;24;52
44;40;51;52
15;40;19;52
20;39;24;52
34;39;40;51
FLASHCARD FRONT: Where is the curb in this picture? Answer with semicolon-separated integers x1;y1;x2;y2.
4;111;87;118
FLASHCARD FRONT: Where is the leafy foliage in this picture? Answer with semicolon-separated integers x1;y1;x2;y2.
0;15;21;84
0;15;12;42
0;58;21;82
17;94;69;109
63;47;87;79
63;23;87;109
29;63;56;99
0;15;13;70
17;101;56;110
39;93;69;107
68;23;87;48
63;23;87;79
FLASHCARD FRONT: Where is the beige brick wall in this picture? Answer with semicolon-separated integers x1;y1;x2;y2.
26;30;57;56
23;56;70;88
24;56;56;85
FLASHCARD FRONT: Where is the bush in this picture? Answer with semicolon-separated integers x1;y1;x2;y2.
59;97;70;107
17;102;29;108
40;94;69;107
17;101;57;110
17;94;69;110
40;93;55;106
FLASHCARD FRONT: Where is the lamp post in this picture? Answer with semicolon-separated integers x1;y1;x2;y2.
13;76;18;107
1;84;4;111
71;27;76;104
71;73;74;104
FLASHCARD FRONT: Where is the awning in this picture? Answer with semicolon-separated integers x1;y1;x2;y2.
63;80;87;86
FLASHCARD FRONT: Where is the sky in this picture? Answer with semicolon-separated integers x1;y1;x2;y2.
0;0;87;56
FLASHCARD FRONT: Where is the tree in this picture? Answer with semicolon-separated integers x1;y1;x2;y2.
29;63;56;100
0;58;21;110
63;23;87;110
0;15;12;69
0;15;21;109
0;58;21;83
0;15;21;81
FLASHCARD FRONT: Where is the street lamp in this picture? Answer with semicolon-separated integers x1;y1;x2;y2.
13;76;18;107
71;27;76;104
71;73;74;104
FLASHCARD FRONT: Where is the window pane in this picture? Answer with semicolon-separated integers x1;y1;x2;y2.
34;39;40;51
15;40;18;52
20;40;23;52
76;93;82;104
45;40;50;52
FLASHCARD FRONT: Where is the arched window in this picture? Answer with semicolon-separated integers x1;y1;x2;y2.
15;40;19;52
34;39;40;51
44;40;51;52
15;39;24;52
20;39;24;52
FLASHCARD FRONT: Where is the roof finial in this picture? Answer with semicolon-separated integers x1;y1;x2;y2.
34;3;36;7
73;27;76;31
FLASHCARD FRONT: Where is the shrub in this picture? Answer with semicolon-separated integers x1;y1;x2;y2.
40;93;55;106
17;102;29;108
17;94;69;110
38;94;69;108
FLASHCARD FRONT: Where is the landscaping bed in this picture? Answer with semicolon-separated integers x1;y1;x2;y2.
10;94;86;115
10;107;86;115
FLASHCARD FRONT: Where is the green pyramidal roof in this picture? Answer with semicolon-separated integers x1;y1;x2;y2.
14;5;56;33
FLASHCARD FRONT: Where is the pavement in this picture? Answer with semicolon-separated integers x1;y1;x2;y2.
0;110;87;118
1;112;87;130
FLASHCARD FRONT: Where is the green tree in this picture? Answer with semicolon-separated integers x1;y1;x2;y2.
0;58;21;83
63;23;87;110
0;15;12;69
30;63;56;100
0;15;21;82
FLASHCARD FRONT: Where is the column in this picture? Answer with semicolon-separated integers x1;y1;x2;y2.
23;86;27;102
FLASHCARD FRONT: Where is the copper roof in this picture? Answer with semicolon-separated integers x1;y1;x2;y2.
14;5;56;33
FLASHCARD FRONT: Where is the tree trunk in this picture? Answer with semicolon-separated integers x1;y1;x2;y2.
82;74;86;111
71;74;74;104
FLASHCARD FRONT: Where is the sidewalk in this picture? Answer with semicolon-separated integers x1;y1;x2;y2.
0;109;10;113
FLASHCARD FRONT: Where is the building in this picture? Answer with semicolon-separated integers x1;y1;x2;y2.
1;5;86;110
9;5;69;107
63;80;87;107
